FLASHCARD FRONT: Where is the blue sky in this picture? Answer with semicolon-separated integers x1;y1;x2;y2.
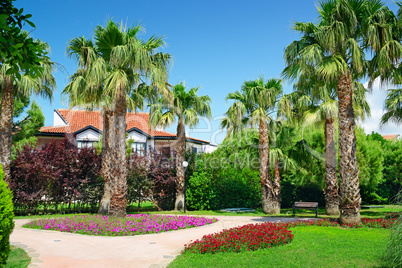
17;0;401;144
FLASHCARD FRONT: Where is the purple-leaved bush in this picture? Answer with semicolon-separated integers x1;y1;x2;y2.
10;139;102;214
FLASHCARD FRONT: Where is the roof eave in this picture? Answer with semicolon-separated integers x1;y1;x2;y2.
35;132;65;137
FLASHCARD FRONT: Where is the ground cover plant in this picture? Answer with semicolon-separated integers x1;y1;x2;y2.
184;222;293;254
183;217;397;255
23;214;217;236
171;226;390;268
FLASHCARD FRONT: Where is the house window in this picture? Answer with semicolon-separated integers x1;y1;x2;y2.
77;140;96;149
192;147;197;154
161;146;171;158
132;142;146;156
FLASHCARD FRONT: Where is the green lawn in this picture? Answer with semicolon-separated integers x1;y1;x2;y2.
13;202;400;220
147;204;401;219
169;226;390;268
5;246;30;268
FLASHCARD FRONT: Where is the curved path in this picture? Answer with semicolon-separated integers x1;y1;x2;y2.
10;215;311;268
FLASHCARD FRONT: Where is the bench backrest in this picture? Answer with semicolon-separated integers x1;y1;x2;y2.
294;202;318;207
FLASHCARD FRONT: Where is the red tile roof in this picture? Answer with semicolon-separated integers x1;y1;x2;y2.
381;134;400;141
39;109;208;143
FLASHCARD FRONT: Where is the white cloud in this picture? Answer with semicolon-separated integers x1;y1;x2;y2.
359;80;402;135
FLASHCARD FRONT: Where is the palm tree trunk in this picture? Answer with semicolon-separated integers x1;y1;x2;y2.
0;76;14;183
338;72;361;224
98;108;113;214
273;159;281;208
324;117;339;215
259;119;279;214
175;118;185;211
108;88;128;217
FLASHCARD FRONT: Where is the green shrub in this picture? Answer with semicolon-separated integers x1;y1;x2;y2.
213;168;260;209
186;154;261;210
0;164;15;266
377;140;402;203
186;171;215;210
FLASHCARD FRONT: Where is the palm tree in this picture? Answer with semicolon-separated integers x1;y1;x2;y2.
222;77;283;214
149;82;211;211
0;42;55;182
282;0;398;224
64;35;119;215
366;2;402;126
270;124;298;207
295;80;369;215
63;20;171;217
381;89;402;124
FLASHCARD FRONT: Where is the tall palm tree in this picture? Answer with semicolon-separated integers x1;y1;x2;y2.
63;21;171;217
282;51;371;216
0;42;55;182
381;88;402;124
270;124;298;207
366;2;402;125
293;80;369;215
283;0;398;224
222;77;283;214
149;82;211;211
64;34;122;215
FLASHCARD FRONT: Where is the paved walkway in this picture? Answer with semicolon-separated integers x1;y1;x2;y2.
10;215;310;268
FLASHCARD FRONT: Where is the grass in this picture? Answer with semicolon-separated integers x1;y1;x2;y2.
14;203;400;220
5;246;30;268
147;204;402;219
169;226;390;268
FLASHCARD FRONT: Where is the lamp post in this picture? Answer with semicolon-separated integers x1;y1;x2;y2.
183;160;189;213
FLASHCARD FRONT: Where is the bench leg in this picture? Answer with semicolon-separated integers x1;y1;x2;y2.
315;208;318;218
292;208;295;217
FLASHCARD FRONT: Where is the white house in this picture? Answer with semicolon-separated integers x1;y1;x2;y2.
36;109;210;154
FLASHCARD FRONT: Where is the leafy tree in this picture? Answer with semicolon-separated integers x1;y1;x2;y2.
221;77;283;214
11;101;44;156
355;128;384;204
63;20;171;217
0;42;55;182
0;0;47;78
378;139;402;202
149;82;212;211
282;0;400;224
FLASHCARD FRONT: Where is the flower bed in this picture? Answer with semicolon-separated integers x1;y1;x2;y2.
184;222;293;254
183;217;397;254
23;214;217;236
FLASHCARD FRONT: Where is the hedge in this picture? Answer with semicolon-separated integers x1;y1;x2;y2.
0;164;15;266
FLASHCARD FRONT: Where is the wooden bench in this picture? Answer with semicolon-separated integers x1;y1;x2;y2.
292;202;319;217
